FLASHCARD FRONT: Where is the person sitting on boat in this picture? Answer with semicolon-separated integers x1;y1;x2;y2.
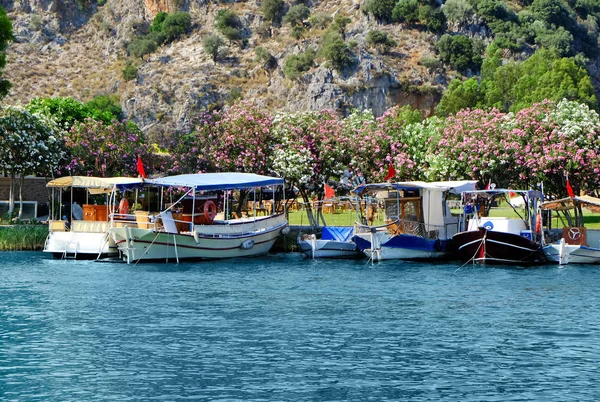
119;196;130;216
352;170;366;187
72;201;83;220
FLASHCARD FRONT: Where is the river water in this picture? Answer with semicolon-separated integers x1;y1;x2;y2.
1;252;599;401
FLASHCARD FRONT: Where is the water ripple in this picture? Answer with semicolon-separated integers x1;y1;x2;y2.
1;252;600;401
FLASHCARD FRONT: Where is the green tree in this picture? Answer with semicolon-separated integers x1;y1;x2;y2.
436;34;481;72
0;106;63;216
215;9;242;42
442;0;473;27
364;0;397;23
419;6;447;32
393;0;420;24
203;34;225;62
127;36;158;59
27;97;105;129
320;31;352;71
261;0;284;22
150;11;168;32
283;4;310;26
531;0;576;29
0;6;13;99
436;77;484;115
162;12;191;43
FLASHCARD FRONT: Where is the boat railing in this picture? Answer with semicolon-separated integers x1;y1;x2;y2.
355;219;460;240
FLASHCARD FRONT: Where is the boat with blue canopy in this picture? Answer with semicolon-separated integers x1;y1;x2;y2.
108;172;289;264
351;180;477;261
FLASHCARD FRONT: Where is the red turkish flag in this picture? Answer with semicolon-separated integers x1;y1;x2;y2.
383;164;396;181
324;184;335;199
137;156;146;178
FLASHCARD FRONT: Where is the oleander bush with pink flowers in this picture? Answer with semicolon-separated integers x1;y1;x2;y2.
3;98;600;210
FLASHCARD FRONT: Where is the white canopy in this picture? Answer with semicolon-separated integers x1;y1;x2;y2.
47;176;144;194
145;173;284;191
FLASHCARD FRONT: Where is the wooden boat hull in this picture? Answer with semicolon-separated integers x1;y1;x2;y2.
453;227;543;265
109;215;288;263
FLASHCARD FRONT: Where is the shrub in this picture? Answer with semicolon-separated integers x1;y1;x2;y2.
85;94;122;121
366;30;397;54
256;21;272;38
419;56;442;70
291;25;306;39
122;60;138;81
309;12;332;29
283;48;315;79
255;46;272;63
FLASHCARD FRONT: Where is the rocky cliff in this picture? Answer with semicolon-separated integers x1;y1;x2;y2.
2;0;454;135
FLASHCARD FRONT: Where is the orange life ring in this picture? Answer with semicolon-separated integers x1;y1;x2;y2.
119;198;130;215
203;200;217;222
535;212;542;234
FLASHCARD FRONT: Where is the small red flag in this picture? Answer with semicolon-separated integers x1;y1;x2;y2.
485;179;491;190
324;184;335;199
383;164;396;181
566;178;575;198
137;156;146;178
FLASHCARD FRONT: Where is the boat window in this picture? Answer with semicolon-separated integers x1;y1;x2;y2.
402;200;420;221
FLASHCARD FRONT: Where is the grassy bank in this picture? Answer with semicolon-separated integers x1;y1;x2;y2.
0;225;49;251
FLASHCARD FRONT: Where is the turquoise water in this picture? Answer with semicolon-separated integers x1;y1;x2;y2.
1;252;600;401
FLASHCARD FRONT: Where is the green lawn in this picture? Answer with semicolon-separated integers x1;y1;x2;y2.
288;206;600;229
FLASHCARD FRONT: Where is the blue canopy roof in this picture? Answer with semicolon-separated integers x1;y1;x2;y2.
144;173;284;191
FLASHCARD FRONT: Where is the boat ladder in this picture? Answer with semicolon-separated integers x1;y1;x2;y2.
63;241;79;259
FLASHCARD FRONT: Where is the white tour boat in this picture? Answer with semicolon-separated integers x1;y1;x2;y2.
541;195;600;265
108;172;289;264
44;176;144;259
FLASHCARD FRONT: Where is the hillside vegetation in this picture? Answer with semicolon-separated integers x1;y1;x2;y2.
0;0;598;136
